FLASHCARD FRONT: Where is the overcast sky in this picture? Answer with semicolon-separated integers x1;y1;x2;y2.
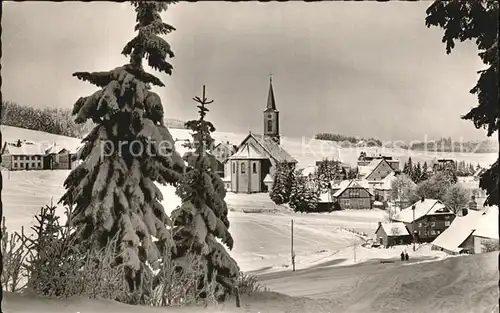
2;1;489;142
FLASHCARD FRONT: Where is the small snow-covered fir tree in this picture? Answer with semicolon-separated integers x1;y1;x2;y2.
269;162;295;205
172;86;239;301
314;158;344;193
59;1;185;293
289;170;319;213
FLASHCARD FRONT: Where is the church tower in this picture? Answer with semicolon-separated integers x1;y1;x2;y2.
263;75;280;144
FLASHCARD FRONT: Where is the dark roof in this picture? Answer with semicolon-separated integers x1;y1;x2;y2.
264;77;277;112
235;133;297;164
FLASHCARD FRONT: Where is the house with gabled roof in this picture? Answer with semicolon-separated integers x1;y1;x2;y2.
431;206;498;255
393;198;456;242
330;179;373;210
358;158;395;181
375;221;412;247
212;141;237;178
225;77;297;193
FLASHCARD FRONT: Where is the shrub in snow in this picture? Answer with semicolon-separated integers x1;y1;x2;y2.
289;171;319;213
58;1;185;294
171;86;240;303
270;162;295;205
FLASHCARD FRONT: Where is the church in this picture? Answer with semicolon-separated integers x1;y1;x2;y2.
222;77;297;193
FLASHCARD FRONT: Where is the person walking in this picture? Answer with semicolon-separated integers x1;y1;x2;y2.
405;252;409;261
400;251;405;261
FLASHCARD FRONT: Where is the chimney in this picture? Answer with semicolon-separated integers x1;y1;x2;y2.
378;221;382;228
420;197;425;202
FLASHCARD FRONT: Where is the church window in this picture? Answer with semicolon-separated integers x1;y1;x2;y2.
232;162;235;173
241;163;246;174
267;119;273;132
252;162;257;173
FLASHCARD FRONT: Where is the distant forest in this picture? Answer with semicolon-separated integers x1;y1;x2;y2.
0;101;186;139
314;133;383;147
410;137;498;153
314;132;497;153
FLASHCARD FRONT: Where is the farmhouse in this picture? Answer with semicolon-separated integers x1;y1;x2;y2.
225;77;298;193
1;141;79;171
358;158;395;181
431;206;498;255
375;221;412;248
331;180;373;210
392;198;456;243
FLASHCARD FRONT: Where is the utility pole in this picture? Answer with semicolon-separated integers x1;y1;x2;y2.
291;219;295;271
412;204;416;251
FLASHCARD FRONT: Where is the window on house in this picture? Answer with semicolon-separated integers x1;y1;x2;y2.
267;119;273;132
252;162;257;173
349;189;360;198
423;231;428;237
418;223;422;227
13;156;17;161
431;222;436;227
430;230;436;235
241;163;246;174
444;221;450;227
444;215;450;220
32;156;36;160
20;163;24;168
437;230;441;234
232;162;235;173
14;163;18;168
20;156;24;161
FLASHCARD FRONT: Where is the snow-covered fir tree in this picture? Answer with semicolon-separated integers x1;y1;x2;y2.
289;170;319;213
171;86;239;301
314;158;344;193
269;162;295;205
59;1;185;293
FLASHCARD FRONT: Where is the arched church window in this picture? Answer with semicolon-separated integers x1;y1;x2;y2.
232;162;235;173
241;162;246;174
252;162;257;173
267;119;273;132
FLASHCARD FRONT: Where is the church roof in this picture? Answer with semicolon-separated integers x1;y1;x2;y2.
229;142;268;160
264;77;277;112
251;133;297;163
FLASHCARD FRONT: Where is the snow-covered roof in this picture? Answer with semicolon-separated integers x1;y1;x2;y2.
2;142;46;155
377;222;410;237
263;173;273;183
229;143;268;160
374;171;396;190
393;199;452;223
332;179;373;197
473;206;499;240
358;159;386;178
431;209;484;253
318;192;333;203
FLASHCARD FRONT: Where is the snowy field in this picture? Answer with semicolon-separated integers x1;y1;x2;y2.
2;169;396;273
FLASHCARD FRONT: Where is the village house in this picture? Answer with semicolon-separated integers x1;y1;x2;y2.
392;198;456;243
431;205;498;255
212;141;237;178
224;77;297;193
372;171;397;202
1;141;79;171
374;221;412;248
358;158;396;181
331;180;373;210
357;153;400;172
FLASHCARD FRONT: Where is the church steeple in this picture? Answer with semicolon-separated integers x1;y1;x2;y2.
263;74;280;144
266;75;277;111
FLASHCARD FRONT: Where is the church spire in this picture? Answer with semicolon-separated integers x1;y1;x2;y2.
266;73;276;111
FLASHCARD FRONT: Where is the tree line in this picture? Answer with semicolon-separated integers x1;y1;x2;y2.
270;158;348;213
315;133;383;147
410;137;498;153
1;101;95;138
